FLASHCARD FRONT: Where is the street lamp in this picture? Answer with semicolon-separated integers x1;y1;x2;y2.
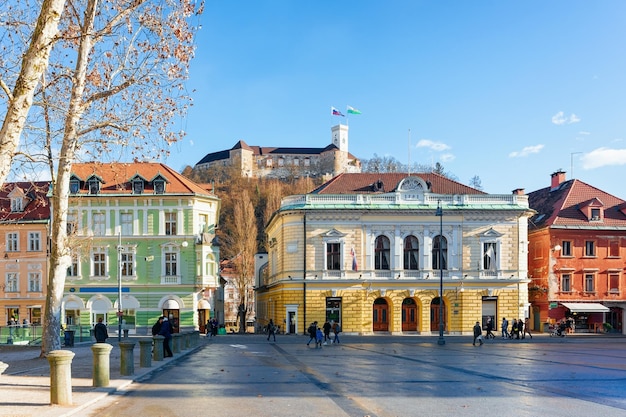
436;200;445;346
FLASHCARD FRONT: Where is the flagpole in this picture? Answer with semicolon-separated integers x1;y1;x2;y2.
408;129;411;176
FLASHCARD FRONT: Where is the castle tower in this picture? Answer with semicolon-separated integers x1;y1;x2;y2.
331;124;349;153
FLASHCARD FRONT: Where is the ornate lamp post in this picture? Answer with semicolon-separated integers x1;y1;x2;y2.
436;200;445;346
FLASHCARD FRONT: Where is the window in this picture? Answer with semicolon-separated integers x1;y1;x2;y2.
584;273;595;293
6;273;18;292
132;180;144;194
92;248;107;277
432;235;448;270
121;212;133;236
28;273;41;292
374;235;390;270
403;235;419;270
293;158;299;166
67;253;79;277
70;180;80;194
27;232;41;251
561;274;571;292
199;214;208;234
11;197;23;212
6;232;18;252
326;243;341;270
609;273;620;294
304;158;310;167
266;159;273;168
165;212;177;235
165;252;177;276
93;212;106;236
483;242;497;271
120;251;134;278
67;213;77;235
278;158;284;167
88;178;100;194
591;208;601;221
609;240;620;257
561;240;572;257
154;180;165;194
585;241;595;257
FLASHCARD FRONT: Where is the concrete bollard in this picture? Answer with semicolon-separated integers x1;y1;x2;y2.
47;350;75;405
119;341;136;376
91;343;113;387
192;330;200;346
172;333;181;353
153;335;164;361
138;339;153;368
184;332;191;349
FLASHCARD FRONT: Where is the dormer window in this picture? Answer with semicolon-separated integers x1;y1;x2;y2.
70;180;80;194
590;208;601;221
88;178;100;194
10;196;23;212
132;180;144;194
154;180;165;194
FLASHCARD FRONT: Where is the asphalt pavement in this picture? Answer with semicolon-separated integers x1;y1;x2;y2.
0;331;623;417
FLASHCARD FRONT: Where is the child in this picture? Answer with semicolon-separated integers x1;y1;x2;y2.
315;327;324;348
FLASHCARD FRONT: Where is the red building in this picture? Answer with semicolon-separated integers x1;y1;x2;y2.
527;171;626;334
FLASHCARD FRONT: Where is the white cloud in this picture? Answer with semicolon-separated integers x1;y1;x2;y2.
508;144;544;158
578;131;590;135
551;111;581;125
581;147;626;169
416;139;451;151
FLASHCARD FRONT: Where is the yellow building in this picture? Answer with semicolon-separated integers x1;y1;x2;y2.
256;173;533;336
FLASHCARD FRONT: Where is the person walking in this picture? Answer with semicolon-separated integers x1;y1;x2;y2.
511;318;519;339
307;321;317;346
159;317;174;357
485;317;495;339
501;317;509;339
315;326;324;348
94;317;109;343
518;318;525;339
332;321;341;344
151;316;163;336
473;321;483;346
267;319;276;342
323;320;332;343
523;318;533;339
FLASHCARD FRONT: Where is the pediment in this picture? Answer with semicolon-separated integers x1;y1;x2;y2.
479;228;503;238
320;228;347;238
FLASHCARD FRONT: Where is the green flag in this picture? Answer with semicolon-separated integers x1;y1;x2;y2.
347;106;361;115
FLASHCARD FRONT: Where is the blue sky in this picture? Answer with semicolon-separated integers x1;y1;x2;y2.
167;1;626;198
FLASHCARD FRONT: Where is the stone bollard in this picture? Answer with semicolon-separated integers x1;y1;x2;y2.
172;333;181;353
119;341;136;376
91;343;113;387
183;332;190;349
47;350;75;405
138;339;153;368
192;330;200;346
153;335;164;361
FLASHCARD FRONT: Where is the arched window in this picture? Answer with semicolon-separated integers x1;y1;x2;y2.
374;235;391;270
403;235;419;270
432;235;447;270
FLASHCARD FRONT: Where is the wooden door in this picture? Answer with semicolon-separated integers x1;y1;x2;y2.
430;298;446;332
402;298;418;331
372;298;389;331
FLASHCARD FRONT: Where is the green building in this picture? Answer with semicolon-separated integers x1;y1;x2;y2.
61;162;220;336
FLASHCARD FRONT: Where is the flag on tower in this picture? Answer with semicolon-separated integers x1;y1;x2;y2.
347;106;362;115
331;106;345;117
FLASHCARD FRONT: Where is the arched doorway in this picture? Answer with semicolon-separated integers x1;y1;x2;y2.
373;298;389;331
402;298;418;331
430;297;446;332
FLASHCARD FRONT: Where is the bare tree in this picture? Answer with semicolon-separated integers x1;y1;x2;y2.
469;175;483;191
227;189;257;333
4;0;204;355
0;0;67;187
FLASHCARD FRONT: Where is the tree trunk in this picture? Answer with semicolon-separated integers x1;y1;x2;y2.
0;0;66;188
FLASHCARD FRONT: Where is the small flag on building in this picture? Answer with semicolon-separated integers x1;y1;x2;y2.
331;106;345;117
347;106;362;115
351;247;358;272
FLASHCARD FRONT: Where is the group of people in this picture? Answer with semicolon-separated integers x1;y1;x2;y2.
474;316;532;346
501;317;532;340
307;320;341;348
206;318;219;337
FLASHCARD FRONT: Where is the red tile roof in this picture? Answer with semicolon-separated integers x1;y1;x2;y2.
312;173;485;195
528;179;626;229
0;182;50;222
71;162;213;196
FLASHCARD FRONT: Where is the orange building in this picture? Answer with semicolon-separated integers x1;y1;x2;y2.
527;171;626;334
0;182;50;342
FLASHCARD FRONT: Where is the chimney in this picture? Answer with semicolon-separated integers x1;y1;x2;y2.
550;170;566;191
512;188;525;195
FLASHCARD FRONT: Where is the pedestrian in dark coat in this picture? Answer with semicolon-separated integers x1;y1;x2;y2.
323;320;332;342
159;317;174;357
267;319;276;342
473;321;483;346
307;321;317;346
94;317;108;343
